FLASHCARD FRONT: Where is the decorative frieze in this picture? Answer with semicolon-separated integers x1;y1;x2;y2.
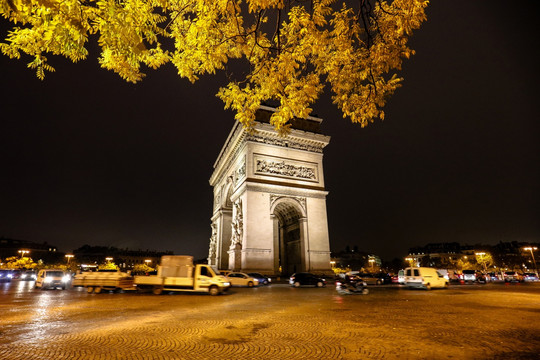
254;154;318;182
246;133;324;153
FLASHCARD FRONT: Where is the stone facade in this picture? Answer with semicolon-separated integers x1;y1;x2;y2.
208;106;331;276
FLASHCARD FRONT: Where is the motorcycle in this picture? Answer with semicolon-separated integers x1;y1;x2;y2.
335;276;369;295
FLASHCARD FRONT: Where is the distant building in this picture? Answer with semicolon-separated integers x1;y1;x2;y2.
331;246;380;271
72;245;173;270
0;237;62;263
407;241;540;270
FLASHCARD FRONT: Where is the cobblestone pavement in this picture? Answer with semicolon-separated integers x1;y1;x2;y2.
1;281;539;359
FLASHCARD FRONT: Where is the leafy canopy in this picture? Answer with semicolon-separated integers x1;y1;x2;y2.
0;0;428;132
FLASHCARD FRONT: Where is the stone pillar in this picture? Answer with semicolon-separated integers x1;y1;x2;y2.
299;217;309;272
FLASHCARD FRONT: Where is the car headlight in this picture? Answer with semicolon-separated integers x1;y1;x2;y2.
223;282;231;287
62;275;71;282
44;277;52;283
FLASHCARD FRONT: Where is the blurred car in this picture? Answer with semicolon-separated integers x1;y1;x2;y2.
35;269;70;290
226;272;259;287
523;273;539;282
398;269;405;284
10;269;22;279
247;272;271;285
289;273;326;287
0;270;13;283
352;273;384;285
462;270;477;283
20;270;37;281
487;272;501;281
375;273;393;284
404;267;448;290
503;271;523;283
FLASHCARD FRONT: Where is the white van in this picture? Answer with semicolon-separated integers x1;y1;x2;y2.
35;269;70;290
404;267;448;290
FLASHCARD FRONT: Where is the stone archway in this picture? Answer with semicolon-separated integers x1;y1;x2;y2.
272;198;305;276
208;106;332;276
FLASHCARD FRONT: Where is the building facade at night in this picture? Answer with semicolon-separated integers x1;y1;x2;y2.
0;237;62;263
208;106;332;276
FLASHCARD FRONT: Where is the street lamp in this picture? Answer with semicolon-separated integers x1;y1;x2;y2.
18;250;29;257
368;258;375;269
523;247;538;276
105;257;113;263
65;254;74;263
144;259;152;265
405;257;414;267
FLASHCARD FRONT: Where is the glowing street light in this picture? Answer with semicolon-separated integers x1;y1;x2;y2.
405;257;414;267
18;249;29;257
65;254;74;263
368;258;375;269
523;247;538;275
105;257;113;263
144;259;152;265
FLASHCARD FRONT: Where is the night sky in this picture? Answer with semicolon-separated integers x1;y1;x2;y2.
1;1;539;262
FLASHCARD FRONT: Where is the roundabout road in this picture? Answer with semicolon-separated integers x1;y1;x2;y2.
0;281;539;359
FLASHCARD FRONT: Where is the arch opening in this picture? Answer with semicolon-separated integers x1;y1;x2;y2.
273;201;303;276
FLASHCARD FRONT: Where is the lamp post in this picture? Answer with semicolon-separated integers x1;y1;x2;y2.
405;257;414;267
523;247;538;276
18;250;29;258
144;259;152;266
105;257;113;263
65;254;74;264
368;258;375;269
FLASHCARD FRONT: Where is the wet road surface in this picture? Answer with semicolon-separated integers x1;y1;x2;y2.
1;280;539;359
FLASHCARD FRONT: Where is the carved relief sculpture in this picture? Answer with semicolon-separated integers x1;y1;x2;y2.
207;222;217;265
256;159;316;180
229;199;243;251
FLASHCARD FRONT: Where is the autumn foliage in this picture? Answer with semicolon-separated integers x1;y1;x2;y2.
0;0;428;131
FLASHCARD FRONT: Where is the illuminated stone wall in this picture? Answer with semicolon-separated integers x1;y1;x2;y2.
209;106;332;276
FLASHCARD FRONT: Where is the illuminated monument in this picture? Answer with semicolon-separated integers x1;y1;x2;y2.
208;106;331;276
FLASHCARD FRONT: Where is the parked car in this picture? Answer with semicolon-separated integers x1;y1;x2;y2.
503;271;523;283
0;270;13;283
398;269;405;285
404;267;449;290
247;272;271;285
20;270;37;281
35;269;70;290
226;272;259;287
487;272;501;281
462;270;477;283
289;273;326;287
522;273;539;282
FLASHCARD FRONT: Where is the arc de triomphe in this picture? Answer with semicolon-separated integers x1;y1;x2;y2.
207;106;331;276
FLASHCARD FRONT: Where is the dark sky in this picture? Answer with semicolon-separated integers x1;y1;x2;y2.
1;1;539;261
